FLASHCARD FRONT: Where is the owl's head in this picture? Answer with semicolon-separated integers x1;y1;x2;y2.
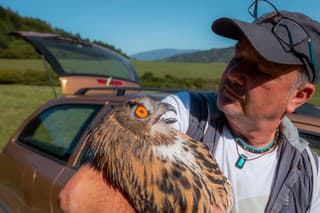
113;96;177;136
87;96;177;171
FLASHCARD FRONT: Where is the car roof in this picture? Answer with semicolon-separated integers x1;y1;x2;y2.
44;87;182;106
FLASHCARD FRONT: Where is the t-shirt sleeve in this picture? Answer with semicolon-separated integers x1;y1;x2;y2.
160;92;191;133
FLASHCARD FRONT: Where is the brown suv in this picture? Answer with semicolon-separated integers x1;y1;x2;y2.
0;87;319;213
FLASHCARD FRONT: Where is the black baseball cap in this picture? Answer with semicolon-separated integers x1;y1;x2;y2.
212;11;320;83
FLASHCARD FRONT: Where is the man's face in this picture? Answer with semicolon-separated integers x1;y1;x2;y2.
217;39;300;121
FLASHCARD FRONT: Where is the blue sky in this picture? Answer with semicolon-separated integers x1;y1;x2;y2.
0;0;319;55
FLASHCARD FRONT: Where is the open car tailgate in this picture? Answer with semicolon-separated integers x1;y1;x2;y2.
10;31;140;94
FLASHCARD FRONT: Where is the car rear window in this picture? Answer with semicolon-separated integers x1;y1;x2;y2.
18;104;101;162
42;38;137;81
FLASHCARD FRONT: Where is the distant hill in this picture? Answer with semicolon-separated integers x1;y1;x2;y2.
130;48;200;61
162;47;234;63
0;5;128;58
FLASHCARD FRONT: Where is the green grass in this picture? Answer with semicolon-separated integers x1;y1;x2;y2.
0;58;226;79
0;59;46;71
131;60;225;79
310;83;320;106
0;85;61;150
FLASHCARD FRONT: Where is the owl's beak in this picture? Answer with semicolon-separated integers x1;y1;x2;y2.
159;102;177;124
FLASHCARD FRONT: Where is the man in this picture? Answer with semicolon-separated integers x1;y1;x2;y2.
59;5;320;213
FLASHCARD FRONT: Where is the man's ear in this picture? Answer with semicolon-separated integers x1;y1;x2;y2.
286;83;315;113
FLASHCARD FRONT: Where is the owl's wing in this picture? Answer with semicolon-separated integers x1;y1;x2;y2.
121;131;233;212
178;132;233;212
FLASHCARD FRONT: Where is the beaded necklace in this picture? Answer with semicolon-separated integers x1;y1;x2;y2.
232;128;280;169
231;128;279;153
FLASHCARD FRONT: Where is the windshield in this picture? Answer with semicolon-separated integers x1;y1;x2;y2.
41;37;136;80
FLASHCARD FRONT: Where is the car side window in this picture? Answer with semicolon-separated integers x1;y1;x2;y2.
74;105;116;169
18;104;101;162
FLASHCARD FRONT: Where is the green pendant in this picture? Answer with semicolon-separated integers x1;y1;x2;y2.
235;154;247;169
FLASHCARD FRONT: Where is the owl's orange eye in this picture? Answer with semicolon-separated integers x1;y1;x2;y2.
135;105;149;118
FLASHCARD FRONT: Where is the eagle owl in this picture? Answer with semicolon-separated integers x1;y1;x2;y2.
87;96;233;212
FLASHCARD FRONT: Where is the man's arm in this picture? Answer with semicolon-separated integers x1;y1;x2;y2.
58;163;135;213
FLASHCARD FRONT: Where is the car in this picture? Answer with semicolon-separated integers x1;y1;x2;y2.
0;86;319;212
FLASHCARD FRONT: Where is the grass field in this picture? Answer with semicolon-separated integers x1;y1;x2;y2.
0;58;319;150
0;59;46;71
131;60;225;79
0;85;61;150
0;59;226;80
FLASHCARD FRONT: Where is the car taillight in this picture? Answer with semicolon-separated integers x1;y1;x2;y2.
96;79;123;86
110;80;123;86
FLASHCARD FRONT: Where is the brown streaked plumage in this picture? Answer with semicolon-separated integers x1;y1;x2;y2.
88;96;233;212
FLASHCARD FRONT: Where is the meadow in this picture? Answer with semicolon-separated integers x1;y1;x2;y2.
0;59;225;79
131;60;225;79
0;85;62;150
0;59;319;150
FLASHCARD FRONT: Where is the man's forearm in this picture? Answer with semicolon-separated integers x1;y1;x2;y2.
59;163;135;213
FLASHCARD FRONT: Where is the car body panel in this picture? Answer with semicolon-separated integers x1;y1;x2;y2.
289;114;320;133
59;76;140;94
11;143;64;212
